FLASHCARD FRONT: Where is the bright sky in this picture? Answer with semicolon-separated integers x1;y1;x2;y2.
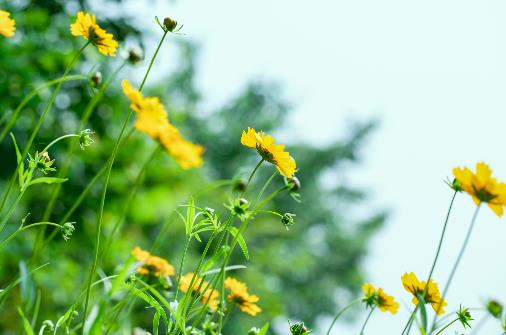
119;0;506;333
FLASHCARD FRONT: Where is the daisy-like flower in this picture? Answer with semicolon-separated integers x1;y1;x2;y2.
70;11;118;56
224;277;261;316
401;272;447;315
131;246;175;277
362;283;399;314
453;162;506;217
179;272;220;311
241;127;296;178
0;10;15;37
121;80;204;169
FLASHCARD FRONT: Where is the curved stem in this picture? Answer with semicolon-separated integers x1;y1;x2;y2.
42;134;80;152
359;306;376;335
434;318;458;335
326;299;361;335
0;222;63;249
0;75;88;143
80;31;168;334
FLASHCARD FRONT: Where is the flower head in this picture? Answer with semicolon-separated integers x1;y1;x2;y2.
131;246;175;277
179;272;220;311
453;162;506;216
401;272;447;315
70;11;118;56
0;10;15;37
241;127;296;178
362;283;399;314
225;277;261;316
121;80;204;169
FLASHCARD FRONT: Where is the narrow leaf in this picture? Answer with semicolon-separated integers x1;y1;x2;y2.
228;226;249;260
17;307;35;335
10;133;24;187
258;322;270;335
28;177;68;186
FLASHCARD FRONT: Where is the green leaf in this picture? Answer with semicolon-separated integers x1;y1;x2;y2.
417;293;428;332
10;133;24;187
17;307;35;335
153;310;161;335
186;197;195;237
228;226;249;260
28;177;68;186
258;322;270;335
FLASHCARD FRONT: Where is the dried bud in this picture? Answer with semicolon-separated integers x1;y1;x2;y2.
90;71;102;87
163;17;178;32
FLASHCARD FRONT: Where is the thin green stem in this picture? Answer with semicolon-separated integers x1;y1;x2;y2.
0;222;62;249
42;134;80;152
434;318;458;335
174;236;191;301
325;299;361;335
429;205;481;334
80;31;168;334
403;190;457;335
359;306;376;335
241;159;264;196
0;75;88;143
0;190;26;233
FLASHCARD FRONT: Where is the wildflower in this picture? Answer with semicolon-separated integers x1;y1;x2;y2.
179;272;220;311
28;151;56;175
453;162;506;216
121;80;204;169
401;272;447;315
70;11;118;56
78;129;94;149
362;283;399;314
456;305;473;329
486;299;503;319
131;246;175;277
0;10;15;37
288;321;311;335
241;127;296;178
225;277;262;316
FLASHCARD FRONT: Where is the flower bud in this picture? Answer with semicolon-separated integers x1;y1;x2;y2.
90;71;102;87
78;129;95;150
289;321;311;335
233;178;247;192
286;176;301;192
486;299;503;319
62;222;76;241
127;47;143;65
457;305;473;329
248;327;260;335
281;213;296;230
163;17;178;32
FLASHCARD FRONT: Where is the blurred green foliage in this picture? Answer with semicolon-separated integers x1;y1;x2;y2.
0;0;385;333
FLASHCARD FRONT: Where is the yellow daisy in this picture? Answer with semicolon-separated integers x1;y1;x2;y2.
0;10;15;37
453;162;506;217
362;283;399;314
401;272;447;315
70;11;118;56
179;272;220;311
131;246;175;277
241;127;296;178
224;277;262;316
121;80;204;169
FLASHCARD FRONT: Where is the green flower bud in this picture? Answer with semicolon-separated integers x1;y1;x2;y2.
286;176;301;192
62;222;75;241
78;129;95;150
486;299;503;319
281;213;296;230
90;71;102;87
289;321;311;335
456;305;473;329
28;151;56;175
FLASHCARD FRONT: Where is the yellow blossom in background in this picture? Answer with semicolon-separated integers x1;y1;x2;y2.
453;162;506;216
131;246;175;277
121;80;204;169
362;283;399;314
241;127;296;178
401;272;447;315
0;10;15;37
70;11;118;56
179;273;220;311
225;277;262;316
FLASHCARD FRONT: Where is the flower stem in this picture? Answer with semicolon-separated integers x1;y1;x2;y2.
80;31;168;334
242;158;264;195
434;318;458;335
325;299;361;335
359;306;376;335
0;222;63;250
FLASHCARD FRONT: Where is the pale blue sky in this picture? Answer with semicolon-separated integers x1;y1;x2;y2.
115;0;506;333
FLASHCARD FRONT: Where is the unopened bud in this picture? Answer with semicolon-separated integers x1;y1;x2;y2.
128;47;143;65
287;176;301;192
91;71;102;87
163;17;178;32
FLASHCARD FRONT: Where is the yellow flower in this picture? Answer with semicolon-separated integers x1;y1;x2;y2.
362;283;399;314
131;246;175;277
241;127;296;178
453;162;506;216
70;11;118;56
401;272;447;315
179;273;220;311
121;80;204;169
0;10;15;37
224;277;262;316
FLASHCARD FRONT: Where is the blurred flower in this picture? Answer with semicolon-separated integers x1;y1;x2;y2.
90;71;102;87
70;11;118;56
453;162;506;216
486;299;503;319
401;272;447;315
179;272;219;311
127;46;143;65
0;10;15;37
362;283;399;314
225;277;261;316
241;127;296;178
122;80;204;169
131;246;175;277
